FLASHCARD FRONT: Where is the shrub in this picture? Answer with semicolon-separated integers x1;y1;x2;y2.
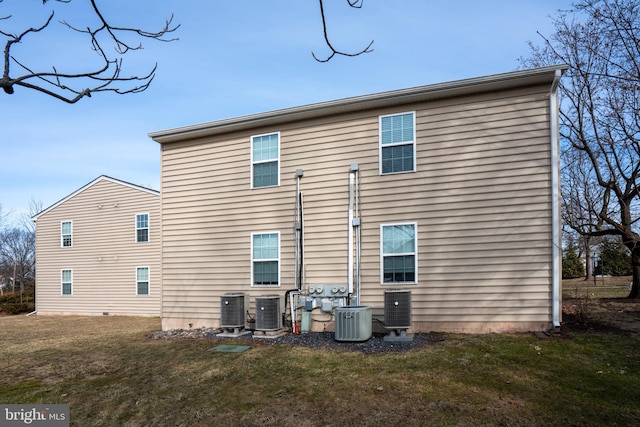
563;245;585;279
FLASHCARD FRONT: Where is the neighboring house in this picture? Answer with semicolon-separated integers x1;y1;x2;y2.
33;176;161;316
149;65;566;333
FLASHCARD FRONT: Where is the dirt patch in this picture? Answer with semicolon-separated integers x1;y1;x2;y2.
563;298;640;336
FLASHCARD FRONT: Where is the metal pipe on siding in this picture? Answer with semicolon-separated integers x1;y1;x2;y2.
353;163;361;305
348;169;355;295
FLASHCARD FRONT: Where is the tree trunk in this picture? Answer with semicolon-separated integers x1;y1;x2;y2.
584;243;593;281
629;247;640;299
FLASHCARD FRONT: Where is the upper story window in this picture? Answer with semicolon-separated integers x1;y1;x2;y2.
61;221;72;247
61;269;73;295
136;214;149;243
251;132;279;188
381;222;417;284
136;267;150;295
380;112;416;174
251;232;280;286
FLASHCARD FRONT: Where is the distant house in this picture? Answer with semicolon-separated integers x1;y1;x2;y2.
150;65;566;334
33;176;160;316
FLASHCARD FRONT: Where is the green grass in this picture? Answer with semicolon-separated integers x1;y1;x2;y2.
0;315;639;426
563;275;632;299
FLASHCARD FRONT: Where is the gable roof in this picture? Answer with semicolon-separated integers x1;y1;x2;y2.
32;175;159;220
149;65;568;144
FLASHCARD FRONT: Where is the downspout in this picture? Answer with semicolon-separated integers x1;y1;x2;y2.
550;69;562;328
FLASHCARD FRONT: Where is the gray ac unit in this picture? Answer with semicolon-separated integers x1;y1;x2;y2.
335;306;372;342
255;295;282;331
384;289;412;329
220;293;248;328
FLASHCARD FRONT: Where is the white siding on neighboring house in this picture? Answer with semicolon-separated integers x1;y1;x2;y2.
151;66;565;333
34;176;161;316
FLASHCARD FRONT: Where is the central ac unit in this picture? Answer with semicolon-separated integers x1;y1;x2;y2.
220;293;249;329
255;295;283;331
384;289;412;329
335;306;372;342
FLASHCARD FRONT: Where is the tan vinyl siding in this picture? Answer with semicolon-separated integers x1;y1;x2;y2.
159;82;557;332
35;178;160;316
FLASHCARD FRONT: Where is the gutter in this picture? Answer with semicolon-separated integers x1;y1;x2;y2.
549;68;563;328
149;66;566;144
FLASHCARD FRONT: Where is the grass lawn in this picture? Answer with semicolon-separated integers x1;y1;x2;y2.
0;310;639;426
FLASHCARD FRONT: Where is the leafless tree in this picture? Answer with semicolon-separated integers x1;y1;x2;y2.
313;0;374;62
521;0;640;298
0;0;178;103
0;227;35;297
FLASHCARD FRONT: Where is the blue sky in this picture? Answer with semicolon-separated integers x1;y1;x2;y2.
0;0;573;223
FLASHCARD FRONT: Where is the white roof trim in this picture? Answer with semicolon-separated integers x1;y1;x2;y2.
32;175;159;220
149;65;568;144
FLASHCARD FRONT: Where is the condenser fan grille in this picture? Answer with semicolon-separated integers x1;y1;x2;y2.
220;293;246;328
255;295;282;331
384;289;412;329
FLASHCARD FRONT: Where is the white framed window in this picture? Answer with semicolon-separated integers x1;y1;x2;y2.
379;112;416;174
251;232;280;286
136;267;150;295
380;222;417;284
61;221;72;247
61;269;73;295
251;132;280;188
136;213;149;243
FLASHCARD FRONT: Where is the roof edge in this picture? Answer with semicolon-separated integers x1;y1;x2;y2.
32;175;159;221
149;65;568;144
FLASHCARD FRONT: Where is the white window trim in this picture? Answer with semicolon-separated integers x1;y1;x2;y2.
378;111;417;175
61;221;73;248
135;213;150;243
379;222;418;285
250;131;280;189
61;269;73;296
136;266;150;296
250;231;281;287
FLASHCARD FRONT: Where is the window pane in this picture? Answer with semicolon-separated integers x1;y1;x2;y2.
137;282;149;295
382;144;413;174
253;233;278;259
253;261;279;285
137;267;149;282
383;224;415;254
62;270;72;282
252;134;278;162
61;222;72;247
381;113;413;145
253;161;278;187
137;229;149;243
136;214;148;228
383;255;415;283
62;283;72;295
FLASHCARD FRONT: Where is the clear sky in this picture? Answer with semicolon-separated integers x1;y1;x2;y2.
0;0;574;223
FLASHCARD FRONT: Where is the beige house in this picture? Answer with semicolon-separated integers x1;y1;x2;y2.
150;66;566;333
33;176;161;316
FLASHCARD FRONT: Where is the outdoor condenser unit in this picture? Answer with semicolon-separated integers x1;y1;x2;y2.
255;295;283;331
334;306;372;342
220;293;249;329
384;289;412;329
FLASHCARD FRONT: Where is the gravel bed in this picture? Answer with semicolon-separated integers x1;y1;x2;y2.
149;328;439;354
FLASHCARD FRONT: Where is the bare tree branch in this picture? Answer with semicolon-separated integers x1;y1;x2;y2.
522;0;640;297
312;0;374;62
0;0;179;103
